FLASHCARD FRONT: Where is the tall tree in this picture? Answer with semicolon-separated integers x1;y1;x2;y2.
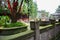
55;5;60;19
56;6;60;13
6;0;25;23
0;0;2;13
29;0;37;19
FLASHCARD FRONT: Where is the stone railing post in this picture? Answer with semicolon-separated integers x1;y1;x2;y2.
30;20;40;40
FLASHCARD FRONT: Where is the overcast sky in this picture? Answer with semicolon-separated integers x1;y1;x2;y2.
33;0;60;14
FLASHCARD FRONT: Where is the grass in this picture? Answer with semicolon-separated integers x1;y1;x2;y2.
0;22;27;28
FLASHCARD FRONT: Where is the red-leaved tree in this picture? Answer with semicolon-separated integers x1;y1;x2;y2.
6;0;24;23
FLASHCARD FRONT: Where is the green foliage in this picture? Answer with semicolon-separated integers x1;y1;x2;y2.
5;22;26;28
29;0;37;19
1;16;10;22
0;7;3;13
56;5;60;13
0;16;26;28
0;16;1;19
0;5;10;14
21;0;28;14
0;16;10;27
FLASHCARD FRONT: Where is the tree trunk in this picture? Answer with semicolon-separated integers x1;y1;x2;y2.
10;12;17;23
11;15;17;23
11;18;17;23
0;1;1;6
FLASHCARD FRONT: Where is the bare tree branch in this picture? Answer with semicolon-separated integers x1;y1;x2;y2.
18;0;23;13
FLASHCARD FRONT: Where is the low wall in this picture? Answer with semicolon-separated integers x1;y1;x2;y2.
0;24;60;40
40;24;60;40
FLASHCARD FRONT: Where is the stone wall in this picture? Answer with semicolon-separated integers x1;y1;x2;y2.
13;24;60;40
25;24;60;40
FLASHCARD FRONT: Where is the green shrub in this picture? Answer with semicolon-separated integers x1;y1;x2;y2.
0;16;10;27
4;22;26;28
0;16;26;28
